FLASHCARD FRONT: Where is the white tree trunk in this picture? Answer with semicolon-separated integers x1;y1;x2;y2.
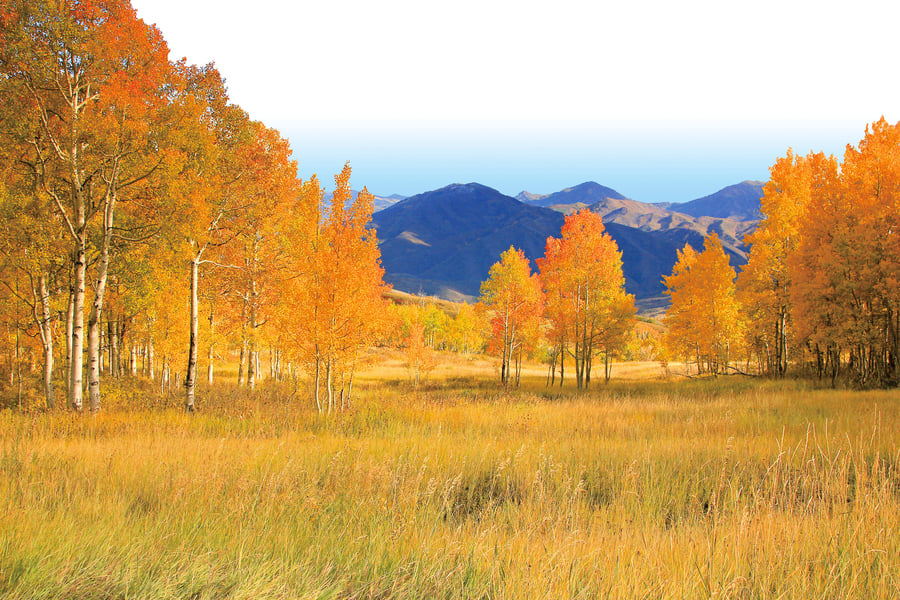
148;334;155;381
69;241;86;411
184;256;199;411
34;274;55;409
65;285;74;396
87;196;114;413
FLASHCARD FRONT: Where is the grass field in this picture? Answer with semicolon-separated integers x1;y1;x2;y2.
2;358;899;598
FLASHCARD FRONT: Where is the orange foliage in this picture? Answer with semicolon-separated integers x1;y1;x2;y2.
538;210;634;388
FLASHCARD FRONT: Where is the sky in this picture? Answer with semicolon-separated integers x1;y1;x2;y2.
130;0;900;204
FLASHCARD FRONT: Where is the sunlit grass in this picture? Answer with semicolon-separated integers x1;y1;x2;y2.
1;364;899;598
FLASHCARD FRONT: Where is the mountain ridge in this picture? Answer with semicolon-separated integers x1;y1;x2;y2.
370;181;759;310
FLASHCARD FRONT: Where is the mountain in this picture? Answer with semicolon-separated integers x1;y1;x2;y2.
371;183;563;301
371;182;744;307
671;181;765;221
586;196;755;264
515;181;755;265
518;181;627;213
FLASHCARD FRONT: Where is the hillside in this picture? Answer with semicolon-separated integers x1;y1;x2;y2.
587;196;754;263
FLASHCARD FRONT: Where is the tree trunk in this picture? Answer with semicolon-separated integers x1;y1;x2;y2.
69;240;86;411
33;274;55;409
238;342;246;386
559;343;565;388
207;301;215;384
65;284;74;396
326;360;333;413
87;196;114;413
184;256;199;411
108;318;117;378
148;333;155;381
314;356;322;413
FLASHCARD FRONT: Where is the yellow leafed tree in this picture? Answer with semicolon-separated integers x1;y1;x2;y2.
664;233;744;375
281;165;391;412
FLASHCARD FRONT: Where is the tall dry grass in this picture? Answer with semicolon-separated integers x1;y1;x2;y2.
1;373;898;598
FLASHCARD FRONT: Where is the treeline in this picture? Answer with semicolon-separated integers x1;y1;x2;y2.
0;0;391;412
663;118;900;387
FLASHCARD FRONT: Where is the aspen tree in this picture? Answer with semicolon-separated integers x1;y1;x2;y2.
478;247;544;388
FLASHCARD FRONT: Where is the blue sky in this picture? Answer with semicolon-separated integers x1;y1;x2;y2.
131;0;900;203
278;119;869;203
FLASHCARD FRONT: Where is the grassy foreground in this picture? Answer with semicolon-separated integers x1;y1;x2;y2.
1;369;899;598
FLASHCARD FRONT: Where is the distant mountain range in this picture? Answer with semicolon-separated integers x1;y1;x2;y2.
370;180;764;313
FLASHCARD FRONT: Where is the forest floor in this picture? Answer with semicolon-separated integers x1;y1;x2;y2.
2;354;899;598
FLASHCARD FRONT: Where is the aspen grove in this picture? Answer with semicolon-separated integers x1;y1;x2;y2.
0;0;391;412
664;118;900;387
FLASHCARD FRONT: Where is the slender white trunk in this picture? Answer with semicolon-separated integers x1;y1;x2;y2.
34;274;55;409
207;302;214;384
65;285;74;395
69;241;86;411
87;196;113;413
314;357;322;413
238;342;246;386
148;334;155;381
184;256;199;411
326;360;333;413
248;349;256;389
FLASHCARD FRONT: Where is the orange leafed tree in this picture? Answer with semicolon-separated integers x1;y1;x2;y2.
788;118;900;384
538;210;635;388
216;121;299;389
0;0;175;411
738;149;820;376
478;246;544;388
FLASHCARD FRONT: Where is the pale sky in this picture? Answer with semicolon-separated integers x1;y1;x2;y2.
131;0;900;203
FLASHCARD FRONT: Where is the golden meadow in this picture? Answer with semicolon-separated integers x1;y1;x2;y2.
2;358;899;599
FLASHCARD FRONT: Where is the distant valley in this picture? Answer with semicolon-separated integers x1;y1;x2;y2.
369;180;765;315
